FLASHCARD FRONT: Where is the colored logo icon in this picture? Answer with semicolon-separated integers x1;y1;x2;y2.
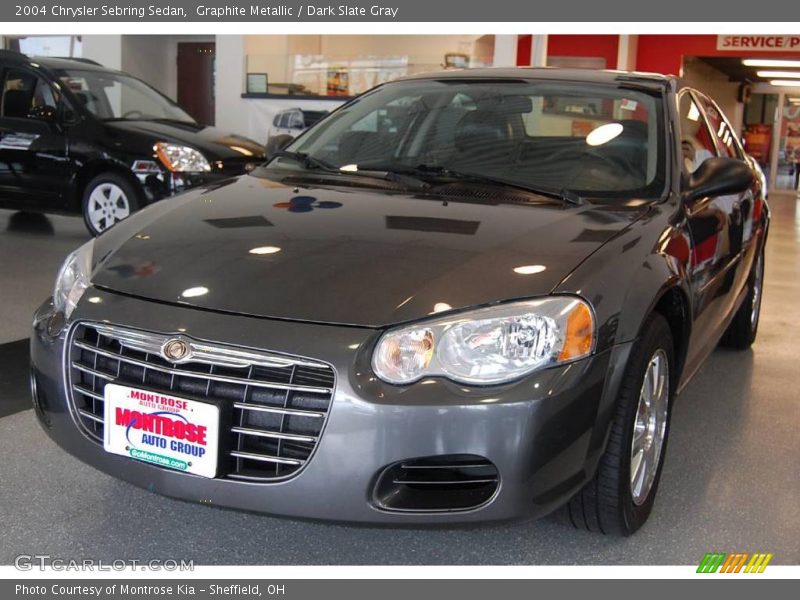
697;552;773;573
273;196;343;213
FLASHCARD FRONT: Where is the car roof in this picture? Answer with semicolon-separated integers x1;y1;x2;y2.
0;51;114;73
398;67;676;88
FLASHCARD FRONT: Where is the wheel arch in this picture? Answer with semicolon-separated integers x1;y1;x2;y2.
647;284;691;390
69;159;144;212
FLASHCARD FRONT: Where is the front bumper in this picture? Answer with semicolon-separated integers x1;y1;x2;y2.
30;288;632;524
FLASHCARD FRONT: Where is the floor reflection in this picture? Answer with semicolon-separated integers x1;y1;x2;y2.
6;211;55;236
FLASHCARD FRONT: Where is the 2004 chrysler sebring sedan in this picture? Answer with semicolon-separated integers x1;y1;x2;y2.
31;68;768;535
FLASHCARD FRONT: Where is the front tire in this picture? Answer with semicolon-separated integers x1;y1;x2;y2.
81;173;140;236
563;313;674;536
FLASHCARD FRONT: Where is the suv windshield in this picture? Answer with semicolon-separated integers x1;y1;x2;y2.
265;78;665;197
57;69;195;123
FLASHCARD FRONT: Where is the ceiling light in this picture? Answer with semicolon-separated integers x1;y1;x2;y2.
339;164;358;172
586;123;623;146
756;70;800;79
770;80;800;87
432;302;452;313
513;264;546;275
248;246;281;255
743;58;800;68
181;286;209;298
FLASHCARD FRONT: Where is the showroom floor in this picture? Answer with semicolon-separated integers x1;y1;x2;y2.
0;199;798;566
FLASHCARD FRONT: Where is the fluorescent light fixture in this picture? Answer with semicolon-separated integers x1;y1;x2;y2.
770;80;800;87
756;70;800;79
586;123;623;146
743;58;800;68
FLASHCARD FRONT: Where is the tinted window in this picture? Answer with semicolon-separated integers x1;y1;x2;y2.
694;93;743;160
1;68;60;119
268;80;666;198
679;92;719;173
58;69;193;122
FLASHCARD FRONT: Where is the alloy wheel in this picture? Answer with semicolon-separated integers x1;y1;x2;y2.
630;349;669;506
87;182;130;233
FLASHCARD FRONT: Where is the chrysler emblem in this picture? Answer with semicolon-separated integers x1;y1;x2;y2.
162;338;191;362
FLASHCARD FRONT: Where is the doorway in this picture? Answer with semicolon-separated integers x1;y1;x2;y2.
177;42;215;125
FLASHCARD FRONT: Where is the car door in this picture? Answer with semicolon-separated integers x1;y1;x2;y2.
693;90;760;297
679;89;741;367
0;66;69;210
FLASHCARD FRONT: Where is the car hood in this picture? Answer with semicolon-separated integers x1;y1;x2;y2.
92;176;649;327
104;120;264;160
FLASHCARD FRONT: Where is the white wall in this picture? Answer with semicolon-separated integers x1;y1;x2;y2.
81;35;122;70
215;35;249;139
121;35;215;100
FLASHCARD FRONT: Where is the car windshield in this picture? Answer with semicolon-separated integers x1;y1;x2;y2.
57;69;195;123
266;78;665;198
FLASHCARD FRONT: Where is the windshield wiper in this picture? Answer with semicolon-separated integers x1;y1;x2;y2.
271;151;339;172
272;152;428;190
355;163;584;205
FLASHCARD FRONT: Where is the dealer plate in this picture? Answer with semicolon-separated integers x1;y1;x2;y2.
103;383;219;478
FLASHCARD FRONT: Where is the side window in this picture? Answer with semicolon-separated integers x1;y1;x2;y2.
289;111;304;129
278;113;291;128
679;92;719;173
1;68;60;119
694;93;743;160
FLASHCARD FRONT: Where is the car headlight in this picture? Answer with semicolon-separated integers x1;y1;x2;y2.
155;142;211;172
372;297;595;385
53;240;94;319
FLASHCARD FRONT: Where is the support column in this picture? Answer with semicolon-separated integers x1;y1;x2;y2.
214;35;248;137
530;35;548;67
616;35;638;71
493;35;518;67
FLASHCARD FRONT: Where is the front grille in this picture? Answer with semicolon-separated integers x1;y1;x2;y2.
67;322;335;481
373;455;499;512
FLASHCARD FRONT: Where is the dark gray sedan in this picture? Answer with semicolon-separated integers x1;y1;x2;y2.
31;68;768;535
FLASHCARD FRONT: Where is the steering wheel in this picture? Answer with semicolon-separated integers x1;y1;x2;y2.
121;109;144;119
547;147;628;173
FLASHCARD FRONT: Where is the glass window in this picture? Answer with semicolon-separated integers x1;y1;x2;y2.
694;92;743;160
266;79;665;198
1;68;60;118
679;92;719;173
57;69;193;123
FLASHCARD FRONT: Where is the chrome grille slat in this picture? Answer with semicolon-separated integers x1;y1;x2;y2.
230;426;316;444
232;402;324;418
229;451;304;466
67;322;335;482
72;339;331;394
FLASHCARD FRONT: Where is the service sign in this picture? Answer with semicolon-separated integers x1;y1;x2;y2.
717;35;800;51
103;384;220;478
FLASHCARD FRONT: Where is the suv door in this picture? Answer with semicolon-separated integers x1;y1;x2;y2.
679;89;741;365
0;66;69;210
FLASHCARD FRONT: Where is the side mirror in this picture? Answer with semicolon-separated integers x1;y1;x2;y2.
265;134;294;160
28;105;58;124
683;157;754;204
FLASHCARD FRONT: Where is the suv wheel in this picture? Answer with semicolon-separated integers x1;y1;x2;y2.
563;313;674;535
82;173;139;236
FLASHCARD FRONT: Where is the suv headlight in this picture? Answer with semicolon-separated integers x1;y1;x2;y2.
155;142;211;172
53;240;94;319
372;297;595;385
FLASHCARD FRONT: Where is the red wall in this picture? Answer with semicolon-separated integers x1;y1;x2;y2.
516;34;619;68
637;35;800;76
517;34;800;75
